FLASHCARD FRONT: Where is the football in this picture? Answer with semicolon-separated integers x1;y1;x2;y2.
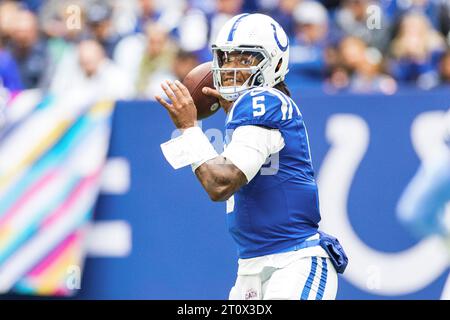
182;61;220;120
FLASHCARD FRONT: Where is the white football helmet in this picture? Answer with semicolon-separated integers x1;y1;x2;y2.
211;13;290;101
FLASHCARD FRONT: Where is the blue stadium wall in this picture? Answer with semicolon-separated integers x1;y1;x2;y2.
77;88;450;299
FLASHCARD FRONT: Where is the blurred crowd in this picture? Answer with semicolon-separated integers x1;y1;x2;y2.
0;0;450;103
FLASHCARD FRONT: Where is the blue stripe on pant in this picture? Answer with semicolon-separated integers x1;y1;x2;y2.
301;257;317;300
316;258;328;300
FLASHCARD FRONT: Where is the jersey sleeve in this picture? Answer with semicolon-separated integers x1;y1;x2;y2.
225;88;295;130
221;125;285;183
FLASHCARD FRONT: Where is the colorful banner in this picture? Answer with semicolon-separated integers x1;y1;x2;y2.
0;91;114;296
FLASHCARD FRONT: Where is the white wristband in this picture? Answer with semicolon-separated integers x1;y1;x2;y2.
160;127;218;170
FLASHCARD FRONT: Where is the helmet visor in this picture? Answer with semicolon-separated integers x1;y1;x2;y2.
216;50;264;69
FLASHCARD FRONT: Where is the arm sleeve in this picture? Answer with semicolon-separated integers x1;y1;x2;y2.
221;125;285;183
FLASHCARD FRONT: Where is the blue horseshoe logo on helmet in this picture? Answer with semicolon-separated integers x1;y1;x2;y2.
271;23;288;52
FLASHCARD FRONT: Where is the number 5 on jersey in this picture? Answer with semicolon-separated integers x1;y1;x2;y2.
252;96;266;117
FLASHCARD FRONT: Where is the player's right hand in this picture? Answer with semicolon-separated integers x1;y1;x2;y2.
156;80;198;130
202;87;233;113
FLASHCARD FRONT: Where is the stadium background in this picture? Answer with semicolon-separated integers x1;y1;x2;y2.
0;0;450;299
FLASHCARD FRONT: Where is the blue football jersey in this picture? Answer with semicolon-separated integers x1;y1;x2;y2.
224;87;321;259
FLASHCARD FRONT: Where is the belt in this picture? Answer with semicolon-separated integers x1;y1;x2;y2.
275;239;321;254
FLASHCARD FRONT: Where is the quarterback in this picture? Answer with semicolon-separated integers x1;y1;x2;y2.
156;13;347;300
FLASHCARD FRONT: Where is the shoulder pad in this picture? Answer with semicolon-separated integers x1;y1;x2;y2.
225;88;300;129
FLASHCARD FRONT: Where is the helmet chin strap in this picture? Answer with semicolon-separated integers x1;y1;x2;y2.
219;67;263;101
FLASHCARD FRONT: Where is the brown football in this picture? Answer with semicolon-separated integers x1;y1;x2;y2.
182;61;220;120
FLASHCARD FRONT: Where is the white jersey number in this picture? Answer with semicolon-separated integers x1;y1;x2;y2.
252;96;266;117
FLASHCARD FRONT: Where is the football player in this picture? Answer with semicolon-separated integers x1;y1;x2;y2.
156;13;346;300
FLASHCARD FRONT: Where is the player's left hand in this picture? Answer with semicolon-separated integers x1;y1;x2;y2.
202;87;233;112
155;80;197;130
